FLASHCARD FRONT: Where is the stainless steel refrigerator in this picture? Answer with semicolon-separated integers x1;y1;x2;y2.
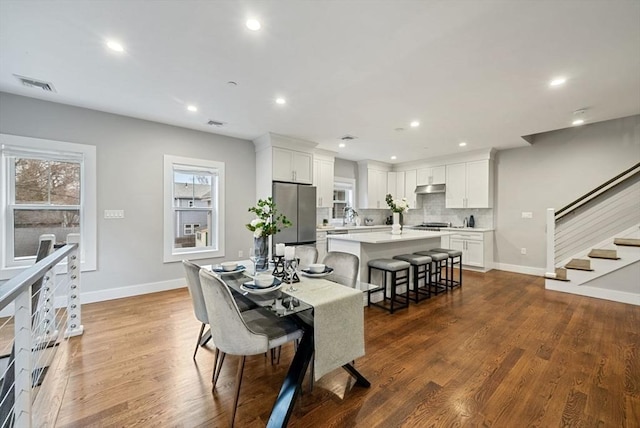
272;182;317;246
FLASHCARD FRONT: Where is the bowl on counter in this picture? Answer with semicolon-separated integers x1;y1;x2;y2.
308;263;326;273
220;261;238;271
364;218;374;226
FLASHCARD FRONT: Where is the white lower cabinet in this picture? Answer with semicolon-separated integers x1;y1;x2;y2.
441;230;493;272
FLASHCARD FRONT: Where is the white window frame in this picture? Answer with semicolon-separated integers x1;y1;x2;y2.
0;134;97;279
163;155;225;263
332;177;356;221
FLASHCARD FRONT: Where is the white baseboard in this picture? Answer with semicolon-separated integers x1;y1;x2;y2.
492;262;546;277
0;278;186;318
546;280;640;306
79;278;185;305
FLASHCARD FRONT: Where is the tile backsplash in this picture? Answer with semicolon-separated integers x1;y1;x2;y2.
317;193;494;228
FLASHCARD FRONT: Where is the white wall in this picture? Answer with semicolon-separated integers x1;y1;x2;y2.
494;115;640;272
0;92;256;296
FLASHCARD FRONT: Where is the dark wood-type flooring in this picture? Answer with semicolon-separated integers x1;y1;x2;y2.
49;270;639;427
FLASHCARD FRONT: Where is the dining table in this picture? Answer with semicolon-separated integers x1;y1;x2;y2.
206;260;375;428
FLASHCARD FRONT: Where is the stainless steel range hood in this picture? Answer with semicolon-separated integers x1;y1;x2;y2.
414;184;446;194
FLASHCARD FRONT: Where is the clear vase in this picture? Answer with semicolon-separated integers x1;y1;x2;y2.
391;212;402;235
254;236;269;271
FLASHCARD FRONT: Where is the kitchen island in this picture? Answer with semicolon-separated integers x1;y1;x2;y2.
327;229;453;283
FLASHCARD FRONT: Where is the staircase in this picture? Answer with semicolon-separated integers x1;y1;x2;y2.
545;163;640;306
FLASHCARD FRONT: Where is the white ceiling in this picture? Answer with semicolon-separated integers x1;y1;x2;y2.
1;1;639;164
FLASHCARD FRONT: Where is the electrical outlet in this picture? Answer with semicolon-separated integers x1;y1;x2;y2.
522;212;533;219
238;250;244;258
521;248;527;255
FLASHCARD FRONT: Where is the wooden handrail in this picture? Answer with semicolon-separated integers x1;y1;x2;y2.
556;162;640;220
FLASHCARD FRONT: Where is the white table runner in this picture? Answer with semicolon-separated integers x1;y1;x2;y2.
290;277;365;381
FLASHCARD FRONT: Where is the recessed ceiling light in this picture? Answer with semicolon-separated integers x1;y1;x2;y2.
410;120;420;128
339;143;346;148
106;40;124;52
549;77;566;87
459;142;467;147
275;97;286;105
391;156;397;160
572;119;585;126
187;105;198;112
246;19;261;31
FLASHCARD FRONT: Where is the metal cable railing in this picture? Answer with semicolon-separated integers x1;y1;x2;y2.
546;164;640;277
0;234;83;428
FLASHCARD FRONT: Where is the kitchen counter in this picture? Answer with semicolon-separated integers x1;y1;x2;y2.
403;225;494;232
327;230;453;284
317;225;391;232
326;229;452;244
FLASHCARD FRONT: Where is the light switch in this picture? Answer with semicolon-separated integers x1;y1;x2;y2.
104;209;124;219
522;212;533;219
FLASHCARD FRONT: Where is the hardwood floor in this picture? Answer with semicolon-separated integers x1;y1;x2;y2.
51;270;640;427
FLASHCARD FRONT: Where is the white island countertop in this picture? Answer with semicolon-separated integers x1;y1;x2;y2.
326;229;452;244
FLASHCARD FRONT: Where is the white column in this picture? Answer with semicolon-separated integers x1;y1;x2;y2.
545;208;556;278
65;233;84;337
14;288;32;428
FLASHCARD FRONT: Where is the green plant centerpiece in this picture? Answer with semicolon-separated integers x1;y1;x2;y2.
246;197;292;270
386;194;409;234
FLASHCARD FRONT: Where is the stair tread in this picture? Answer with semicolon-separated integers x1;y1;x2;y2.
555;267;567;280
564;259;593;271
588;249;620;260
614;238;640;247
546;275;570;282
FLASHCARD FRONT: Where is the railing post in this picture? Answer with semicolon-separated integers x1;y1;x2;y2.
14;288;33;428
65;233;83;338
546;208;556;278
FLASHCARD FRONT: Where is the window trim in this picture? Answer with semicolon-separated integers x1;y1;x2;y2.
163;155;225;263
332;177;356;221
0;134;97;279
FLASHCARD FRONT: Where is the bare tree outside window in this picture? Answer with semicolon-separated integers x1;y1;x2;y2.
12;159;81;258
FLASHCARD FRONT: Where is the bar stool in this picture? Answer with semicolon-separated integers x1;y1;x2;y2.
430;247;463;289
392;254;432;303
367;258;410;314
414;250;449;295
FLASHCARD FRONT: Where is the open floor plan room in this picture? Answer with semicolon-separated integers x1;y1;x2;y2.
52;270;639;427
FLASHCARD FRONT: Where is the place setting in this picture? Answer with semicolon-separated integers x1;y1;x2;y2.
208;261;246;275
300;263;334;278
240;273;283;294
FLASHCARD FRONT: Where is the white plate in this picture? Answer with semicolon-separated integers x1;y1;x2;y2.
210;265;246;275
300;267;334;278
240;282;282;294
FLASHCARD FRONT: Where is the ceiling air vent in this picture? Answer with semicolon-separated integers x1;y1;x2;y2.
207;120;225;127
341;135;357;141
14;74;56;92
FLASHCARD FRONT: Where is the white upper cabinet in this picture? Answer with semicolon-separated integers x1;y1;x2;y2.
404;169;417;209
445;160;492;208
417;165;445;185
358;161;389;209
313;156;334;208
272;147;313;184
386;171;406;200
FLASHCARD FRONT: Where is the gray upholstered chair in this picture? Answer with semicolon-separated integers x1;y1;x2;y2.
294;245;318;270
199;269;304;427
182;260;256;359
322;251;359;288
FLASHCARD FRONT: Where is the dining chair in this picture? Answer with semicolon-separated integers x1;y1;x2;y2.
199;269;304;427
182;260;257;360
322;251;359;288
294;245;318;270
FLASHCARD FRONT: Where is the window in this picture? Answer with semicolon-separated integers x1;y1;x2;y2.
0;134;97;279
333;178;356;220
163;155;225;262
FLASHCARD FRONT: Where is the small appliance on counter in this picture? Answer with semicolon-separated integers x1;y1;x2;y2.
468;215;475;228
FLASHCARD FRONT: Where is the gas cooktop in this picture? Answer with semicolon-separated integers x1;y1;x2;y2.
411;222;450;231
